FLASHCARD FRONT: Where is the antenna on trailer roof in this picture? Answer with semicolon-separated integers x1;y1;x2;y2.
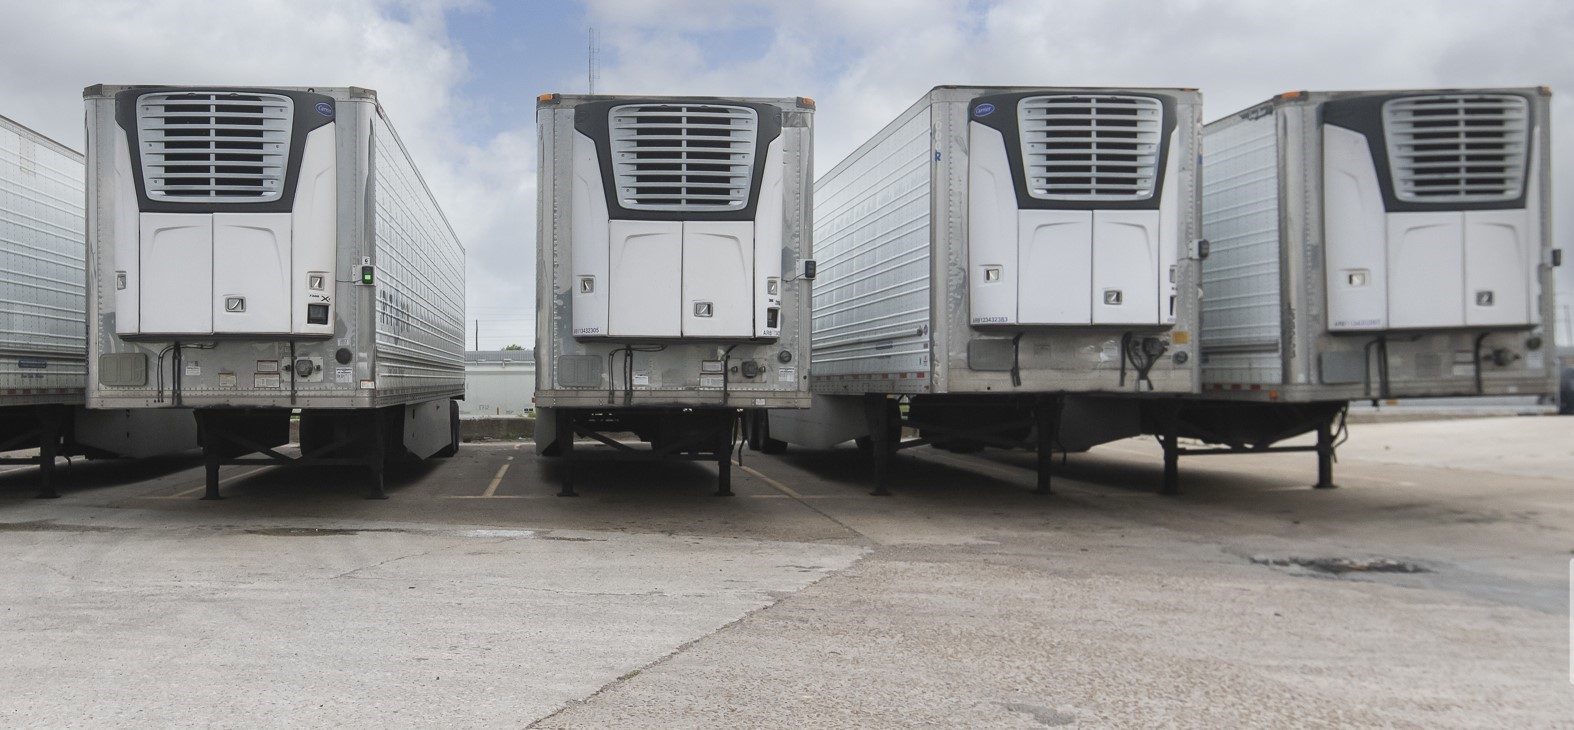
588;27;599;95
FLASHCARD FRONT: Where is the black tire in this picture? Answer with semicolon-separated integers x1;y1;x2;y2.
748;411;787;454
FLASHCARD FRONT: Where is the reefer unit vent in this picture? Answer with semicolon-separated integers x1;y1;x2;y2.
1382;94;1528;204
567;99;785;341
1321;90;1543;331
968;90;1182;328
109;87;338;339
610;103;757;211
1019;95;1161;201
135;91;292;203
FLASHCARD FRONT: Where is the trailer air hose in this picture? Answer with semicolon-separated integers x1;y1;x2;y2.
1009;332;1025;387
720;343;741;406
1118;332;1132;387
1472;332;1490;394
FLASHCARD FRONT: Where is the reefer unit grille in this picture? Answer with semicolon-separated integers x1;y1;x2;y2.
609;103;757;211
1018;95;1162;201
134;91;292;202
1382;94;1528;203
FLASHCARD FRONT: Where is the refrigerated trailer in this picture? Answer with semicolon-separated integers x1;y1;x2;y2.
0;112;197;497
84;85;465;499
533;94;815;495
1145;87;1559;494
761;86;1205;494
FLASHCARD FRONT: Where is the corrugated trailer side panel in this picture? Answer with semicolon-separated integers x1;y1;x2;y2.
0;115;86;405
810;100;933;390
1200;106;1282;387
370;112;466;404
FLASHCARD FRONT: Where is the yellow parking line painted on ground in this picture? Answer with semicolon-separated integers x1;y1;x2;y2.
145;467;270;499
482;464;510;497
738;463;804;498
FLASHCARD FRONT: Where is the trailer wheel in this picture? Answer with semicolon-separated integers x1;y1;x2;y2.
748;411;787;454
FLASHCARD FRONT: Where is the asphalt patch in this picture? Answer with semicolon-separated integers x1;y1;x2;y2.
1251;555;1430;575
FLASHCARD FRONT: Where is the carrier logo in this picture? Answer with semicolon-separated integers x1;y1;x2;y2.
974;103;995;117
315;102;334;117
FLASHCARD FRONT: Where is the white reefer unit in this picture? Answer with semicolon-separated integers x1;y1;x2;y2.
84;85;465;498
534;94;813;495
0;112;197;498
763;87;1202;472
1200;88;1557;402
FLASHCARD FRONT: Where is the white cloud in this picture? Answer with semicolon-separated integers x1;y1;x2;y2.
0;0;535;349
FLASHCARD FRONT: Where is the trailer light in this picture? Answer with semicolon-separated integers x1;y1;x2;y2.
765;308;780;329
336;348;353;364
360;265;374;284
256;360;279;373
778;350;792;363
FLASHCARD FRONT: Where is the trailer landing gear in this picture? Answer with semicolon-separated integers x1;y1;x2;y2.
1032;395;1064;496
1147;400;1348;496
194;407;422;500
550;409;739;497
0;405;75;499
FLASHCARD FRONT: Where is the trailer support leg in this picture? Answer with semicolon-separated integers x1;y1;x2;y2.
1314;419;1338;490
201;448;223;501
556;409;578;497
192;411;225;501
365;411;388;500
1160;403;1181;496
715;413;735;497
1032;395;1063;495
34;406;63;499
865;394;893;497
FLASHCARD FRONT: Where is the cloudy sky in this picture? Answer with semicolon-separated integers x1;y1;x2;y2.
2;0;1571;348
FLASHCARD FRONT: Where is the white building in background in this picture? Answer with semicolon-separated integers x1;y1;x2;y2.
462;350;536;417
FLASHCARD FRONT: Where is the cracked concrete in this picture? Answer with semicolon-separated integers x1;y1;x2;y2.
0;417;1570;727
